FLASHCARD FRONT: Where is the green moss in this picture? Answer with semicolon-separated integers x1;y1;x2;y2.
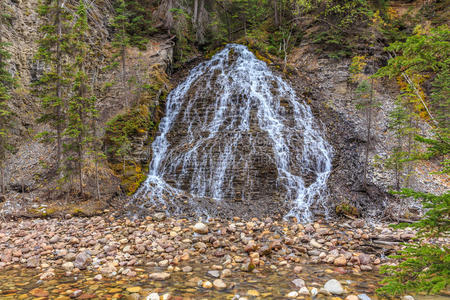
28;206;56;218
335;202;359;217
120;163;149;195
205;45;226;59
104;104;157;195
72;207;86;216
104;105;154;159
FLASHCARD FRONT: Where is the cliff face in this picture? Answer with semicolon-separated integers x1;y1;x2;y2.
288;43;448;219
0;0;446;219
0;0;173;217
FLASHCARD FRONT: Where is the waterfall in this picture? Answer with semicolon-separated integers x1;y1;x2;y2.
132;44;333;221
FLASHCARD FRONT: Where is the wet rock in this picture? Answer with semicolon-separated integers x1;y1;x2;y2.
324;279;344;295
193;222;209;234
259;245;271;256
357;294;371;300
149;272;171;280
158;259;169;267
194;241;207;250
358;253;371;265
26;256;39;268
65;252;77;262
62;261;74;272
319;288;331;296
202;280;212;288
310;239;322;248
126;287;142;293
402;296;415;300
269;240;282;250
39;269;55;280
182;266;193;272
74;251;91;270
305;224;315;233
292;278;305;288
221;269;232;278
213;279;227;290
94;274;103;281
208;270;220;278
153;212;166;221
71;290;83;298
293;266;303;273
12;249;22;257
244;240;258;252
299;287;310;295
240;261;255;272
100;263;117;277
127;293;140;300
360;265;373;271
345;295;359;300
30;288;49;297
147;293;160;300
334;256;347;266
351;219;365;228
287;291;298;298
162;294;171;300
247;290;260;297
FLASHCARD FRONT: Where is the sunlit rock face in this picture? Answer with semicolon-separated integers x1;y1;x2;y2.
132;44;332;221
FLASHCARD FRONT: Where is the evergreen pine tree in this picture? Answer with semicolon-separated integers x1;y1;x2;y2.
385;99;410;190
349;55;377;189
111;0;131;108
64;0;96;195
378;186;450;295
0;8;14;194
35;0;72;175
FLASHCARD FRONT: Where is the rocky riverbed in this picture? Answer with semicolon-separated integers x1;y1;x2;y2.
0;213;441;299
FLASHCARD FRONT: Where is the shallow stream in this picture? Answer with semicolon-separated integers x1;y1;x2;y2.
0;262;384;299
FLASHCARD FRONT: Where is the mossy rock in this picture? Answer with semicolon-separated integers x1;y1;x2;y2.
120;163;148;195
71;207;102;217
27;206;56;218
335;202;360;217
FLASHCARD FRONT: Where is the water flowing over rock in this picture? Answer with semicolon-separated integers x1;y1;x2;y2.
132;44;332;221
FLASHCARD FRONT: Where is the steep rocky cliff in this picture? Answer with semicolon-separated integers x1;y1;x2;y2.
288;43;447;219
0;0;446;220
0;0;173;217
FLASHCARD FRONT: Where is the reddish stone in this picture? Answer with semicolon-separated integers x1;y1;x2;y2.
30;288;49;297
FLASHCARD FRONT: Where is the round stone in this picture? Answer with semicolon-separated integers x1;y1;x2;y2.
193;222;209;234
213;279;227;290
324;279;344;295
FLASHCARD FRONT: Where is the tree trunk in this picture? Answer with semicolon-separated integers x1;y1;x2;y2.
363;77;374;189
0;163;4;195
406;109;413;188
226;11;231;41
196;0;205;43
121;22;128;108
193;0;198;25
273;0;279;27
165;0;174;33
395;136;401;190
279;0;283;27
0;20;3;195
78;138;83;195
56;0;63;173
91;68;100;201
77;70;87;196
95;148;100;201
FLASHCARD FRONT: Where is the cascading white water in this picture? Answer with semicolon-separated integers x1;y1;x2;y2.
133;44;333;221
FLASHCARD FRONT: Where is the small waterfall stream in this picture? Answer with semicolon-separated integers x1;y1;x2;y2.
133;44;333;221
